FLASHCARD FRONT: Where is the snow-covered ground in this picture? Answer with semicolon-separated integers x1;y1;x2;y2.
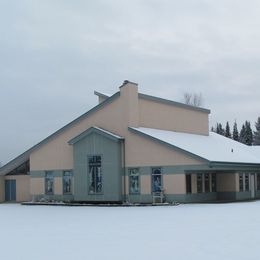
0;202;260;260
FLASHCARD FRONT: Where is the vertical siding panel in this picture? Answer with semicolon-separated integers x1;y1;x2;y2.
74;132;122;202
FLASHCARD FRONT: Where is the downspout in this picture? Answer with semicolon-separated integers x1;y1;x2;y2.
122;139;127;204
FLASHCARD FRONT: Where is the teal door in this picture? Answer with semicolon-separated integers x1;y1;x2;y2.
5;180;16;201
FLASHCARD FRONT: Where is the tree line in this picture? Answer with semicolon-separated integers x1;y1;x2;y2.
211;117;260;146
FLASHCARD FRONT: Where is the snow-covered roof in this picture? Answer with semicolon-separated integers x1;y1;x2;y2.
250;145;260;157
130;127;260;164
93;127;123;140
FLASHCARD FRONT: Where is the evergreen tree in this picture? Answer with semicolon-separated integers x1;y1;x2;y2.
216;123;219;133
225;121;231;138
239;124;246;144
253;117;260;145
233;121;239;141
216;123;225;136
245;121;253;145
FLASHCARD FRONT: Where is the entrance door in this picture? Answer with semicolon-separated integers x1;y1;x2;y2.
250;174;255;199
5;180;16;201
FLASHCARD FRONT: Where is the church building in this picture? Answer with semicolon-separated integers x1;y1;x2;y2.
1;80;260;204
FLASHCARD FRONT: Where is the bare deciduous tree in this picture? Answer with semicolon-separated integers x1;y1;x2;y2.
183;92;203;107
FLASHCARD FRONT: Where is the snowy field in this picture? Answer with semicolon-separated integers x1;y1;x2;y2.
0;202;260;260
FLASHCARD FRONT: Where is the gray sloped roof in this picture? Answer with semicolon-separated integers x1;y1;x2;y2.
0;92;120;176
68;126;124;145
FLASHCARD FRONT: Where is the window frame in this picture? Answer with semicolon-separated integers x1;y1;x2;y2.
204;173;210;193
129;168;140;194
88;155;103;195
63;170;73;195
245;173;250;191
239;173;244;192
211;173;217;192
45;171;54;195
151;167;163;193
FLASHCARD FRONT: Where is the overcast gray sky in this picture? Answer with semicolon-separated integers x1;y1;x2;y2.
1;0;260;165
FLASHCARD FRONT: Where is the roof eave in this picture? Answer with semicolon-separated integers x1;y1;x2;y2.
68;127;124;145
0;92;120;175
0;153;30;176
209;161;260;168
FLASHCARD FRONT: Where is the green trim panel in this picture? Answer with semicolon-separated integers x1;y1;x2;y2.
73;131;123;202
30;171;45;178
30;170;71;178
209;162;260;171
127;193;218;203
124;164;260;176
235;192;251;201
127;191;259;204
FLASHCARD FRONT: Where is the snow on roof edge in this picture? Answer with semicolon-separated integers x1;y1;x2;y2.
130;127;260;165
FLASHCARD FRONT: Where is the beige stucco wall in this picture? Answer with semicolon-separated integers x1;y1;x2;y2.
54;177;63;195
30;94;124;171
139;98;209;135
0;176;4;202
217;174;236;192
235;173;240;192
191;174;197;193
164;174;186;194
5;175;31;202
120;83;139;128
140;175;151;194
126;131;203;167
30;177;74;196
125;174;187;195
126;174;187;195
30;82;206;171
30;178;44;195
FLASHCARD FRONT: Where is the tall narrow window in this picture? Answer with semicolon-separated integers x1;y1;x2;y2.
45;171;54;195
211;173;216;192
205;173;210;193
152;168;162;193
197;174;203;193
245;174;249;191
186;174;192;193
88;155;102;194
257;174;260;191
239;174;244;192
63;171;72;194
129;168;140;194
